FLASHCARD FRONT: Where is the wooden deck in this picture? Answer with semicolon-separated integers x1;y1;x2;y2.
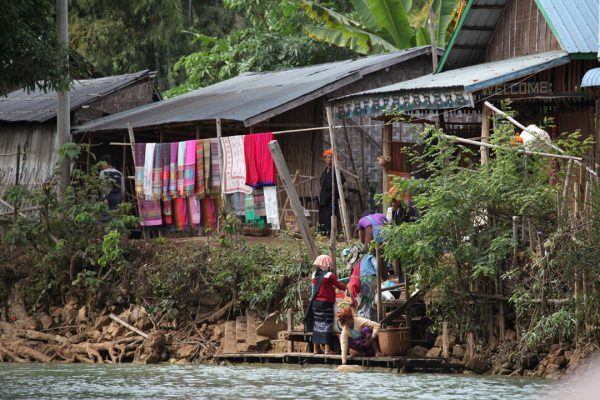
212;352;464;373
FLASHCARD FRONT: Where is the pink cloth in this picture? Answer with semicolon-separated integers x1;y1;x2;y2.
313;255;333;271
183;140;196;196
244;132;277;187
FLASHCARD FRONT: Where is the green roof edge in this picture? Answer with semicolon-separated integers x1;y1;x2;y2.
436;0;475;72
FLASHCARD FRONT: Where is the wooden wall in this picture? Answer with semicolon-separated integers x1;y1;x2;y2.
486;0;562;62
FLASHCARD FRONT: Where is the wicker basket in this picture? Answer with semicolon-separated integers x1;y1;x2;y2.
378;327;410;356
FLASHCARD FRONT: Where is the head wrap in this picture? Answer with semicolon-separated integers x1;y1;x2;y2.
342;243;367;270
323;148;333;158
313;254;333;271
336;305;354;324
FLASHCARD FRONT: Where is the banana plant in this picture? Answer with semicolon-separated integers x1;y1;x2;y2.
301;0;460;55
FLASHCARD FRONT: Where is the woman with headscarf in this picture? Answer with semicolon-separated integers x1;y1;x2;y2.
337;306;381;365
344;243;378;321
309;254;346;355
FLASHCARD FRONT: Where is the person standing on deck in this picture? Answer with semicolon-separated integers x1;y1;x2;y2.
318;148;344;236
386;187;419;225
99;154;124;211
310;255;346;355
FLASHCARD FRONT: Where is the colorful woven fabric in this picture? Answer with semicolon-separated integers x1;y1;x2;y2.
244;132;277;187
161;143;170;200
169;143;178;198
244;192;255;221
133;143;146;197
173;197;187;230
201;197;217;230
188;196;201;225
143;143;155;200
210;139;221;194
138;199;162;226
221;135;252;194
162;199;173;225
152;143;162;200
177;141;186;197
203;140;212;196
183;140;196;196
253;187;266;217
195;140;205;197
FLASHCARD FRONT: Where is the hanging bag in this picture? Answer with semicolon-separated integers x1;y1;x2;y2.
303;273;325;333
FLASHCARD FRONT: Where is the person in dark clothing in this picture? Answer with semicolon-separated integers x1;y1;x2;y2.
387;187;419;225
99;154;124;211
318;148;344;236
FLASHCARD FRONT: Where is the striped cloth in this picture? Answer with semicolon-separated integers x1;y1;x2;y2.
162;199;173;225
143;143;155;200
161;143;170;200
169;143;178;198
177;141;186;197
188;196;201;225
244;192;255;221
210;139;221;194
152;144;162;200
201;197;217;230
139;199;162;226
195;140;205;197
253;187;266;217
183;140;196;196
203;140;212;196
173;197;187;230
133;143;146;197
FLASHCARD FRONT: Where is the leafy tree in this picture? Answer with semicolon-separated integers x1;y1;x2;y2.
166;0;353;96
0;1;70;95
301;0;461;55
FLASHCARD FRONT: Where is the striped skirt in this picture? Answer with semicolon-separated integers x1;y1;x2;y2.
311;300;335;345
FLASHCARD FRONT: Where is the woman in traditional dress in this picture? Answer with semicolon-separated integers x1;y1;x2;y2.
344;243;378;321
310;255;346;355
337;306;382;365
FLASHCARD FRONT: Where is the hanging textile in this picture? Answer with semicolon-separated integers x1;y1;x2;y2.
253;187;266;217
177;141;186;197
152;144;162;200
162;199;173;225
139;199;162;226
210;139;221;194
161;143;170;200
203;140;212;196
183;140;196;196
188;196;201;226
244;193;255;221
195;140;205;197
263;186;280;230
221;136;252;194
244;132;277;187
201;197;217;230
134;143;146;197
169;143;178;198
173;197;188;230
143;143;155;200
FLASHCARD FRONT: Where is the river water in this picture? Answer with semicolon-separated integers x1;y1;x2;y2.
0;363;561;399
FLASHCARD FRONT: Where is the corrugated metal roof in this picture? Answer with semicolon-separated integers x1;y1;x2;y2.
439;0;598;71
536;0;598;54
582;68;600;87
0;70;151;123
74;47;435;133
336;50;569;98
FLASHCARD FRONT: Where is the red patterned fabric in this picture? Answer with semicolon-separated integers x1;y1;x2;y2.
244;132;277;187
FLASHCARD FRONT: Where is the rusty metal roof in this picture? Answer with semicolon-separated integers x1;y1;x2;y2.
0;70;151;123
74;47;436;133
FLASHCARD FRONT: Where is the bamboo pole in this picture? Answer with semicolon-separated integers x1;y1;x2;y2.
480;104;490;165
382;123;392;213
268;140;318;261
375;245;383;323
326;107;351;243
109;313;149;339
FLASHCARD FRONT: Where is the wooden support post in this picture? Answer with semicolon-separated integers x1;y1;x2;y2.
196;124;200;140
464;332;474;362
382;123;392;213
480;105;490;165
287;309;293;353
326;107;351;243
216;118;224;222
375;245;383;323
442;321;449;359
268;140;318;261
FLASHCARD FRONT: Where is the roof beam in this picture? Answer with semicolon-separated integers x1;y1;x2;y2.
461;26;495;31
470;5;505;9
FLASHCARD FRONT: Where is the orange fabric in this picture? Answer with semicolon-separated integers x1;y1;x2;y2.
323;148;333;157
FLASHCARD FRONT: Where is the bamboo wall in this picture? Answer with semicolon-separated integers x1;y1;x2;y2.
486;0;561;62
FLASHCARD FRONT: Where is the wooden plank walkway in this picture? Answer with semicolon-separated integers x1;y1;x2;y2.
213;352;464;373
